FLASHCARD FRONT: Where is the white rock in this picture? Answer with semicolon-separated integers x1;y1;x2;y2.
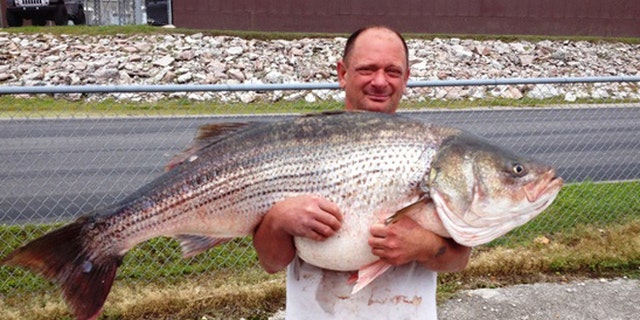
591;88;610;99
94;68;119;80
177;72;193;83
564;92;577;102
451;44;473;59
519;54;535;66
227;69;245;81
43;55;61;63
527;85;560;99
238;91;256;103
226;46;244;55
304;93;316;103
68;73;82;85
264;70;284;83
502;87;523;99
153;55;175;67
118;70;132;84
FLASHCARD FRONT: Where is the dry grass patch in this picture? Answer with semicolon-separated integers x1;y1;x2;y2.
1;269;285;320
104;275;285;320
439;220;640;300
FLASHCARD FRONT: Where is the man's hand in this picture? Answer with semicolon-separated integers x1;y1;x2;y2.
368;215;471;272
270;195;343;241
253;195;342;273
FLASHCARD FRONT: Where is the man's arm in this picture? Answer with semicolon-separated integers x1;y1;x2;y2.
252;195;343;273
369;216;471;272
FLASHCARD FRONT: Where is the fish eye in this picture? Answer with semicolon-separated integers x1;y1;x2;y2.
512;163;526;176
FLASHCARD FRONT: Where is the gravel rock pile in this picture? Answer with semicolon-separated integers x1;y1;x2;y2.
0;32;639;103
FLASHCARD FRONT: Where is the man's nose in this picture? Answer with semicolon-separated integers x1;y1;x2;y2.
370;70;388;87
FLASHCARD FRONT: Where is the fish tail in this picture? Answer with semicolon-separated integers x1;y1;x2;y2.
1;217;122;320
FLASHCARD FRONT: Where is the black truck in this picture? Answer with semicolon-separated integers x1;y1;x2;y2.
5;0;86;27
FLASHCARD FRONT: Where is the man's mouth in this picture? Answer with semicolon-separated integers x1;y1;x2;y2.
366;93;389;102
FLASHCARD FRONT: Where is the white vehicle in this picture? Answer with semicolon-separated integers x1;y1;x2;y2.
5;0;86;27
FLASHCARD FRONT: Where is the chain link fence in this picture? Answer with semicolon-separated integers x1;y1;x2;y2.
0;79;639;296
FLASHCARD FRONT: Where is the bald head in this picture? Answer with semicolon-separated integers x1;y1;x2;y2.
343;26;409;69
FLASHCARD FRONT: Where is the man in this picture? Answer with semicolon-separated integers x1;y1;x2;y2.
253;26;471;319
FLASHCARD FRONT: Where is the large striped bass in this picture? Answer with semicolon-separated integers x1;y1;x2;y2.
1;111;563;320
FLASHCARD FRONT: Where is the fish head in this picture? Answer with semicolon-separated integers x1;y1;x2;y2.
428;133;563;247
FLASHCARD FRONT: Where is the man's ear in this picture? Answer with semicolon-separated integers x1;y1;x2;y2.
402;68;411;94
337;59;347;89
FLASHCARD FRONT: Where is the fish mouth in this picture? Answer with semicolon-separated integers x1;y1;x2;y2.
524;170;564;203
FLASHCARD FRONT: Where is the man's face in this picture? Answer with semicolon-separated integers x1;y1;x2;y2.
338;29;410;114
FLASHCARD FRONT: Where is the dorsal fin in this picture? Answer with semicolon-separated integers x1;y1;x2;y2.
166;112;354;171
165;122;251;171
194;122;251;141
301;110;349;117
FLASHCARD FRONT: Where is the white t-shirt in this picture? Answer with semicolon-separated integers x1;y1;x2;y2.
285;258;438;320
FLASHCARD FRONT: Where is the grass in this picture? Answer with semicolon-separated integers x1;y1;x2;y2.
1;180;639;319
0;95;345;118
0;24;345;41
3;25;640;44
2;94;638;120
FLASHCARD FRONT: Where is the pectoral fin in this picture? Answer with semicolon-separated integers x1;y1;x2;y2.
175;235;232;258
350;259;392;294
384;195;431;226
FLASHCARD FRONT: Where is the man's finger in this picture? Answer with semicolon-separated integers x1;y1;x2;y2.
314;212;342;232
311;219;339;238
369;222;388;238
317;198;343;222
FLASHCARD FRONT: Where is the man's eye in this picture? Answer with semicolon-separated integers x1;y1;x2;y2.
357;69;374;76
387;70;402;78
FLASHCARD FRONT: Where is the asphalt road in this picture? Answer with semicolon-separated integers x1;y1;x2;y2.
1;106;639;224
438;277;640;320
